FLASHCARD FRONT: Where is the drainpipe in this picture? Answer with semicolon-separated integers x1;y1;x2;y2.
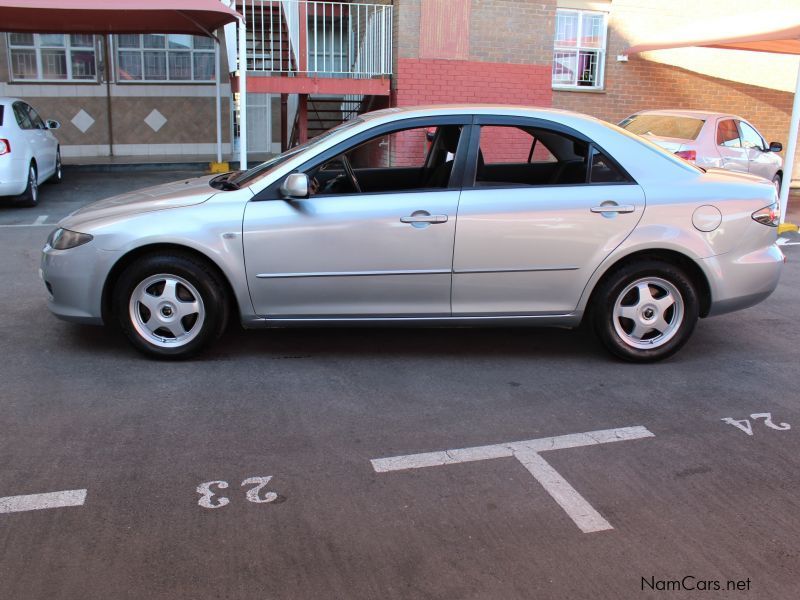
103;35;114;157
238;16;248;170
214;39;224;165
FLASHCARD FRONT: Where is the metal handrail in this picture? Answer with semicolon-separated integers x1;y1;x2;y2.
239;0;392;77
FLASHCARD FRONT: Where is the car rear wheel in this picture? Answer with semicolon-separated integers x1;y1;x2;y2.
114;253;229;359
16;163;38;207
51;150;63;184
592;260;699;362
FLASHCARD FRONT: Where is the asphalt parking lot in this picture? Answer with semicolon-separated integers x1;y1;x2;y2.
1;170;800;599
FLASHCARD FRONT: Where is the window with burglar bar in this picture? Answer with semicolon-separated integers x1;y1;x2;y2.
115;34;215;82
7;33;97;82
552;9;607;90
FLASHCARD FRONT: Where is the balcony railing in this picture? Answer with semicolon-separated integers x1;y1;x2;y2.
240;0;393;77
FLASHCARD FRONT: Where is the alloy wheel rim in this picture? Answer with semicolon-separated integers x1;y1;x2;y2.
612;277;683;350
129;274;205;348
30;167;37;200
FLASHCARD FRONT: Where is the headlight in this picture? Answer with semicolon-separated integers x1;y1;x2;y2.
47;228;94;250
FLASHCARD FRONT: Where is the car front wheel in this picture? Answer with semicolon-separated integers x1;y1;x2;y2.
114;253;229;359
592;260;699;362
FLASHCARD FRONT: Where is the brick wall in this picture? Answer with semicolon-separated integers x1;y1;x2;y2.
551;0;800;176
391;0;800;178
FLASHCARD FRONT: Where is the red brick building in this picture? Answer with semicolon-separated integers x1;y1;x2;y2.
385;0;798;175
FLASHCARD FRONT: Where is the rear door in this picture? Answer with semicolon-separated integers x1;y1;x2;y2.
452;117;645;315
24;103;56;179
715;118;749;173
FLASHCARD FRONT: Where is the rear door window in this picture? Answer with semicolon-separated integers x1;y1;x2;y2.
717;119;741;148
25;104;45;129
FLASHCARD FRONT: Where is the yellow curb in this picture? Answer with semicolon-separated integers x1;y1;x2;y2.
209;161;230;174
778;222;799;235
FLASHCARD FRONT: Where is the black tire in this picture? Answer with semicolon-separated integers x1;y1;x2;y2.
16;162;39;207
51;150;63;184
591;259;699;362
113;253;229;359
772;173;782;194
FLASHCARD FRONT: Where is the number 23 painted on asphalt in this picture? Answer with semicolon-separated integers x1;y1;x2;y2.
197;476;278;509
721;412;791;436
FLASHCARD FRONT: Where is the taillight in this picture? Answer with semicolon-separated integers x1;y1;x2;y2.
675;149;696;162
0;139;10;155
752;202;780;227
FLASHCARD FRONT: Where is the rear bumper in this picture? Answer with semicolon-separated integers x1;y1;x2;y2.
0;157;27;196
704;243;784;317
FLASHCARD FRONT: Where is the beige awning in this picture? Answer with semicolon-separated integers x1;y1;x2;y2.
625;11;800;56
625;11;800;225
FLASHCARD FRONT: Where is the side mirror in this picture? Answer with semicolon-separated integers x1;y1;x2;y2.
279;173;309;199
46;119;61;130
769;141;783;153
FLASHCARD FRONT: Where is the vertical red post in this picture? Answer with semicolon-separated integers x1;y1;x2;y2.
280;93;288;151
298;94;308;144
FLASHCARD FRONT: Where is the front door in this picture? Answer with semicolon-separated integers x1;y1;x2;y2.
243;118;469;317
452;119;645;315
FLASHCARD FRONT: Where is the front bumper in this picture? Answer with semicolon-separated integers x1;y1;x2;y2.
703;243;784;317
40;240;118;325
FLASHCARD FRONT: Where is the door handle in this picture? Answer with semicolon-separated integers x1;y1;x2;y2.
590;204;635;214
400;214;448;224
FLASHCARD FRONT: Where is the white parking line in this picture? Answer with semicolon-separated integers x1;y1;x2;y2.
0;489;87;514
371;426;654;533
777;237;800;246
34;215;48;225
0;222;52;228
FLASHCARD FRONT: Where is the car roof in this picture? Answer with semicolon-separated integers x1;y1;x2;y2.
629;108;746;122
0;97;26;106
360;104;608;126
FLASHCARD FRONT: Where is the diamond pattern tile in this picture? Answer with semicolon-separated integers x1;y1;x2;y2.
71;109;95;133
144;109;168;133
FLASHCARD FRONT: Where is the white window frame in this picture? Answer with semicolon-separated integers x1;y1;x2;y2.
114;34;216;84
552;8;608;91
6;33;98;82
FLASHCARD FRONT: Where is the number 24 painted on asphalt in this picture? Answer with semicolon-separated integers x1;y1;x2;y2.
197;476;277;509
721;412;791;436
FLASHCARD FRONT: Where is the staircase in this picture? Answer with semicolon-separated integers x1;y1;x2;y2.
307;95;363;137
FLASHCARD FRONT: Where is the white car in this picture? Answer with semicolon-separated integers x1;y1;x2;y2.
619;109;783;191
0;96;62;207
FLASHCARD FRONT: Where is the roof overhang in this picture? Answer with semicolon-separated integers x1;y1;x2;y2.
0;0;241;36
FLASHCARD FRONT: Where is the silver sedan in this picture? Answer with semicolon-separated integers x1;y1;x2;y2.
41;105;784;361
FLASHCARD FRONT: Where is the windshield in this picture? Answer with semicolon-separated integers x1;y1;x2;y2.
619;114;705;141
229;117;365;188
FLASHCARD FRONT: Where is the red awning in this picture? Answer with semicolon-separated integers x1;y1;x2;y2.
0;0;241;35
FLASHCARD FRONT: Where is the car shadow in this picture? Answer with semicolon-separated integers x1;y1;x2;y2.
57;320;607;363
